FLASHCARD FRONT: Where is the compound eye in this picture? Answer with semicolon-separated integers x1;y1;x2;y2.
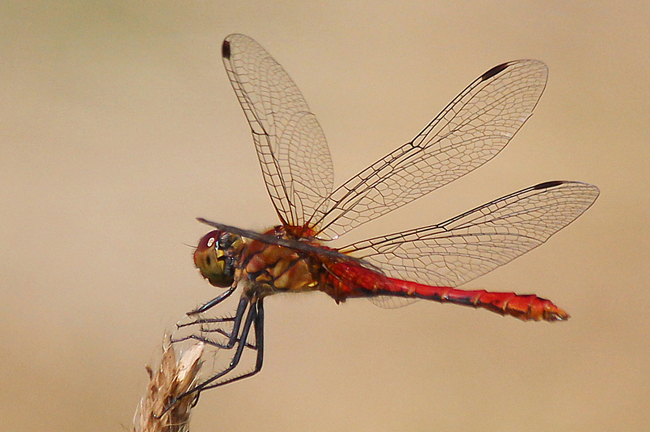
197;230;222;252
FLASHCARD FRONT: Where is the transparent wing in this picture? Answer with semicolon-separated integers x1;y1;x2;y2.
340;181;599;287
312;60;549;240
222;34;334;227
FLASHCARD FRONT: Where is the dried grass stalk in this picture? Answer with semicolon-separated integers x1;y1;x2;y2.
133;335;204;432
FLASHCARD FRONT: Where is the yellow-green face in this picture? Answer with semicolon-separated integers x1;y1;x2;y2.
193;230;243;288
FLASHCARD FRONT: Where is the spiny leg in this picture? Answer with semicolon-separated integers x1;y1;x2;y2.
173;296;250;350
173;313;256;350
199;298;265;391
187;284;238;315
170;297;261;407
183;301;262;411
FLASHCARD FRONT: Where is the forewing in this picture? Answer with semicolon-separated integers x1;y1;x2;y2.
313;60;548;240
222;34;334;227
340;181;599;287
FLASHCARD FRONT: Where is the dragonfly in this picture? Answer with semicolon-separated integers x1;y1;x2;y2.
172;34;599;402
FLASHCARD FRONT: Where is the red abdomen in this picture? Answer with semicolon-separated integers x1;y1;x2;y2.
324;261;568;322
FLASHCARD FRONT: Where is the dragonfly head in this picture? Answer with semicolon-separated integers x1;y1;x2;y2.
194;230;243;288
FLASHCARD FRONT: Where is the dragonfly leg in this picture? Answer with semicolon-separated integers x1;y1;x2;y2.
177;316;235;328
198;298;265;391
170;298;262;406
172;318;257;350
172;296;250;349
187;284;237;315
192;326;257;349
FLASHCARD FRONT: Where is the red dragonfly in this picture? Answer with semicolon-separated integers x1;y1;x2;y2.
173;34;599;400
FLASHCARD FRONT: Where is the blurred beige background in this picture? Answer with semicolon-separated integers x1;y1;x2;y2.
1;1;648;431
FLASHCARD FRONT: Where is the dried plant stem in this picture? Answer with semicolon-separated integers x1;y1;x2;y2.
133;335;205;432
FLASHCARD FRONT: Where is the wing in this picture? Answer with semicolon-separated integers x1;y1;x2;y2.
339;181;599;287
222;34;334;227
312;60;549;240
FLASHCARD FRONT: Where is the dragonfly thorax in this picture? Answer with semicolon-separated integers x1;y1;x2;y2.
194;230;244;288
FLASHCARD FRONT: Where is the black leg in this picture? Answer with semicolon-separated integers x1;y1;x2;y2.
176;316;235;329
191;326;257;350
171;297;259;405
160;296;261;417
187;284;238;315
198;298;265;390
172;296;250;350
